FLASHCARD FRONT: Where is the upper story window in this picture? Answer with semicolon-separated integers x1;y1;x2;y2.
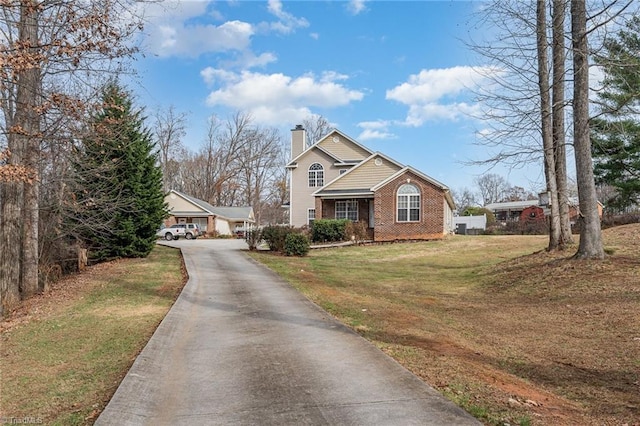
308;163;324;187
397;183;420;222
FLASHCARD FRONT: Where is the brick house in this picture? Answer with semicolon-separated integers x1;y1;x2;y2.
285;125;455;242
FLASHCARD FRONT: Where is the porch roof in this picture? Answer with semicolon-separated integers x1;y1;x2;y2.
314;188;373;199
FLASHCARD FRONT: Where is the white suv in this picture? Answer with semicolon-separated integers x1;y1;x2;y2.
157;225;186;241
178;223;201;239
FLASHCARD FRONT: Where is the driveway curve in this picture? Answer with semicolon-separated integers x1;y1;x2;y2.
96;239;480;425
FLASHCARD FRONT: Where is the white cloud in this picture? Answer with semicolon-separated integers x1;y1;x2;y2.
356;120;396;141
202;70;364;125
387;66;501;126
358;120;392;130
140;0;307;59
145;18;254;57
347;0;368;15
218;51;278;70
263;0;309;34
358;128;395;141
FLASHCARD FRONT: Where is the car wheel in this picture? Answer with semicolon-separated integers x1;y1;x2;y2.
165;233;173;241
186;232;193;240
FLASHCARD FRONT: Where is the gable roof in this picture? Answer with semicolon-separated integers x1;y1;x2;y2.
209;206;255;222
370;165;448;191
371;166;455;209
313;152;403;197
286;128;374;168
311;152;454;209
168;190;255;222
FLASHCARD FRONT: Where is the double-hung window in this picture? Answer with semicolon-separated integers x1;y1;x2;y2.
308;163;324;187
335;200;358;221
308;208;316;225
397;184;420;222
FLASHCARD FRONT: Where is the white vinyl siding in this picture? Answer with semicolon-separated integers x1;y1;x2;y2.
317;133;370;161
290;149;340;227
327;156;401;191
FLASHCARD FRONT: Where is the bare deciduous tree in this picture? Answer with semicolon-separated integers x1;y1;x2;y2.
164;112;288;226
153;105;187;192
451;187;478;214
552;0;574;247
474;173;510;205
571;0;605;259
301;115;332;147
537;0;562;249
237;126;283;224
469;0;633;256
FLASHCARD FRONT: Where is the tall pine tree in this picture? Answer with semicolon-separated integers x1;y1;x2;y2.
69;82;167;261
592;16;640;212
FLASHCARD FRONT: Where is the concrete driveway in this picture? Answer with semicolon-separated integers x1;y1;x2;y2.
96;239;480;425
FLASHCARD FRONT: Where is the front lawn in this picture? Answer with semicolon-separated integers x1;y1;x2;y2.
249;227;640;426
0;245;186;425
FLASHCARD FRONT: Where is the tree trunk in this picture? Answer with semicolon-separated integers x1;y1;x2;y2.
537;0;561;250
552;0;574;248
0;0;42;315
0;177;23;316
571;0;605;259
18;0;41;297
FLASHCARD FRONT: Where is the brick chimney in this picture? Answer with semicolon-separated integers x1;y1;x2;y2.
291;124;306;160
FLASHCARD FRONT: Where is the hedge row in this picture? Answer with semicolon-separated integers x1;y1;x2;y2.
310;219;349;242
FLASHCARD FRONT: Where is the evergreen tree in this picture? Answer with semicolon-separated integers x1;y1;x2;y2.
69;82;167;261
592;17;640;212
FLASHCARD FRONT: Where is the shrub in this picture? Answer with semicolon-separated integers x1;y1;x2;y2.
245;228;262;250
462;207;496;225
311;219;349;242
261;225;294;252
345;220;369;243
601;212;640;229
284;233;310;256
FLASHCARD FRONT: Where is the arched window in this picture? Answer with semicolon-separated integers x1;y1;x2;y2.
397;183;420;222
308;163;324;187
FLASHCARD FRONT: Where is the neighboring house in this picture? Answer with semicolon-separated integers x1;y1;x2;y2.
163;190;255;236
486;195;603;224
285;125;455;242
485;200;542;223
454;215;487;235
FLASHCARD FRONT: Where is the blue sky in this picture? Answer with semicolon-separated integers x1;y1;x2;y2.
130;0;546;192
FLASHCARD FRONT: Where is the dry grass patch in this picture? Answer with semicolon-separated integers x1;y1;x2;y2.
249;227;640;426
0;245;186;425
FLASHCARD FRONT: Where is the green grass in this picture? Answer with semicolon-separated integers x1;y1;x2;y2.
0;245;185;425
